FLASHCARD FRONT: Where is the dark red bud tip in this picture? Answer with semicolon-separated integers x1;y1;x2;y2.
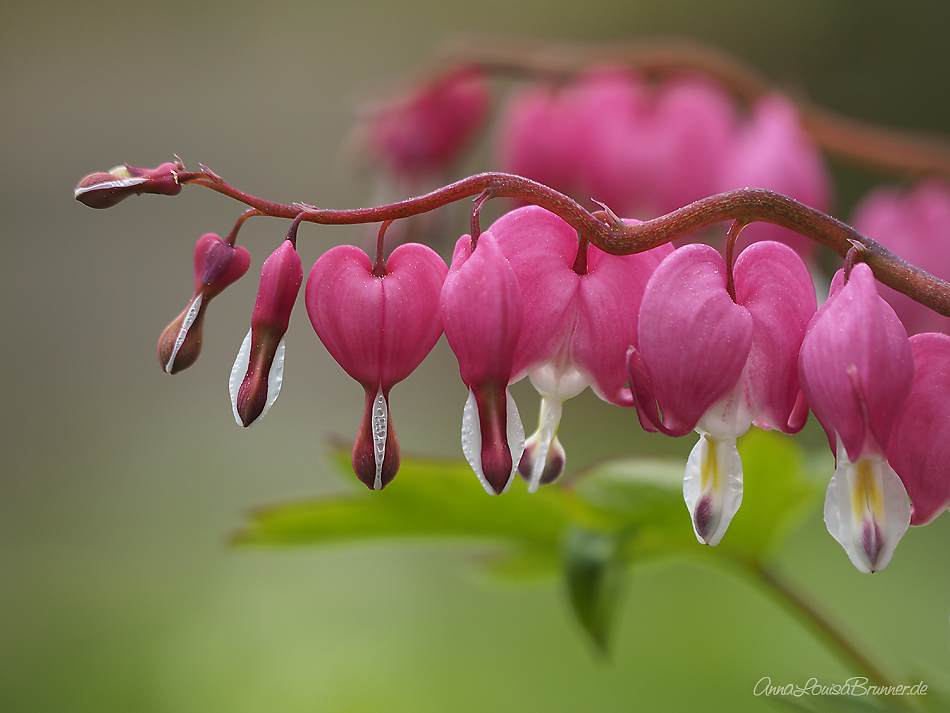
157;299;206;374
352;388;400;490
236;371;269;427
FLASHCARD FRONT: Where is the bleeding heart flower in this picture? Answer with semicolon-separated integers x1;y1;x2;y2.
441;231;525;495
488;205;673;490
799;263;914;572
230;239;303;428
629;241;816;545
306;242;447;490
887;332;950;526
157;233;251;374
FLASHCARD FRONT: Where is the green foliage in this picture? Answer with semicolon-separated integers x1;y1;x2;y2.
236;429;819;651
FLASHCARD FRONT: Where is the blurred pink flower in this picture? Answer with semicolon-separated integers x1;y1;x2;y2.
715;94;832;261
851;179;950;335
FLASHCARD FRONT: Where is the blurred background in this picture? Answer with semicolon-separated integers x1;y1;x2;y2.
2;1;950;711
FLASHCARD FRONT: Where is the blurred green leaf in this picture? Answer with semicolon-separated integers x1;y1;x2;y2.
723;428;820;563
236;431;821;652
562;527;628;655
235;447;587;562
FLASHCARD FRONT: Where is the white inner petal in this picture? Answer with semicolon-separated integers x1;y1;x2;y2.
683;433;744;546
824;434;911;573
528;396;563;493
260;337;286;420
371;385;387;491
229;328;253;426
460;387;525;495
165;293;203;374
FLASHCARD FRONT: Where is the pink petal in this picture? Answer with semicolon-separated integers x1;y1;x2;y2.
305;243;446;390
887;332;950;525
633;244;753;436
733;241;817;432
799;264;913;460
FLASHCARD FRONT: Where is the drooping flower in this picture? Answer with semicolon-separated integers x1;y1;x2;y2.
361;65;490;180
887;332;950;526
306;243;447;490
157;233;251;374
230;239;303;427
628;241;816;545
489;205;673;490
798;263;914;573
715;94;831;261
441;231;525;495
851;179;950;335
75;161;183;209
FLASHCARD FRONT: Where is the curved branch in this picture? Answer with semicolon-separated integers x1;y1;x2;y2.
180;169;950;320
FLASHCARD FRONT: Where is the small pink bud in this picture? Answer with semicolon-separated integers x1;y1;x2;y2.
75;162;182;208
157;233;251;374
230;240;303;427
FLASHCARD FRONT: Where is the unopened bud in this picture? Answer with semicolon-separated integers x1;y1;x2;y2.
158;233;251;374
75;161;182;209
230;239;303;427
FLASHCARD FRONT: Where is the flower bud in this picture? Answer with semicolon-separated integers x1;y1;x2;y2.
441;232;525;495
230;239;303;427
157;233;251;374
75;162;182;208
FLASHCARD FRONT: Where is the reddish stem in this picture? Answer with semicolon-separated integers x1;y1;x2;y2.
179;169;950;319
724;219;747;302
373;220;393;277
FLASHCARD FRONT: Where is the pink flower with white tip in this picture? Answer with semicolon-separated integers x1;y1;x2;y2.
799;263;914;573
306;242;447;490
628;241;816;545
441;231;525;495
888;332;950;526
489;206;673;491
230;238;303;428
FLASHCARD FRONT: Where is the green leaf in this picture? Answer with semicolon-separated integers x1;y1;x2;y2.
235;447;585;564
562;527;628;655
720;428;820;563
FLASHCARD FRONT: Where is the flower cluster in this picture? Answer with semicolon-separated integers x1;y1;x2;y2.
74;44;950;578
496;67;831;259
